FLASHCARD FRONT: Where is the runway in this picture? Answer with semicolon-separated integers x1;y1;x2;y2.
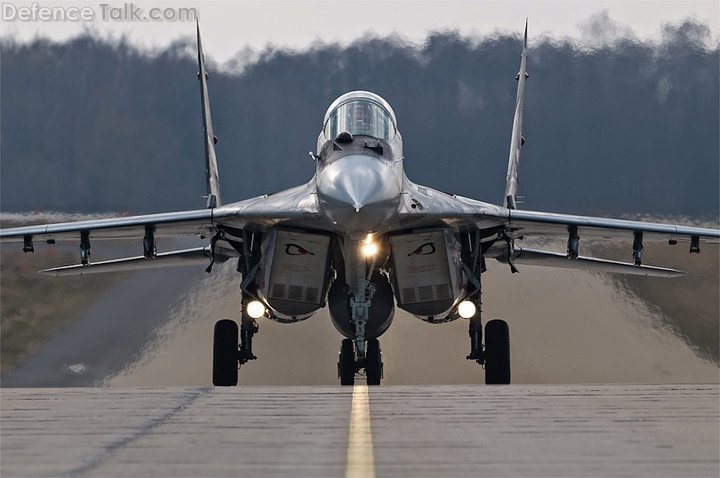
2;384;718;477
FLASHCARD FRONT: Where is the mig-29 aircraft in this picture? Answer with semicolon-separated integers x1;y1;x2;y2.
2;23;718;386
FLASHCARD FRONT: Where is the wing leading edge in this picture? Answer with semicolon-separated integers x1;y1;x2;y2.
0;209;220;244
505;209;719;243
400;187;719;246
0;182;321;246
457;195;720;244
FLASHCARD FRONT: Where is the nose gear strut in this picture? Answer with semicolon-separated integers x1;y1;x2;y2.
350;274;375;360
338;236;382;385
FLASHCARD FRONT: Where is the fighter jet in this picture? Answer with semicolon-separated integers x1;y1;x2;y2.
2;23;718;386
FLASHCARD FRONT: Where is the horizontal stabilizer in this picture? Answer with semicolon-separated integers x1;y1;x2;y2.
41;247;213;277
498;247;685;278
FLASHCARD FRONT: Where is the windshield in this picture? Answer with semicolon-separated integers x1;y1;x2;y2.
324;100;395;141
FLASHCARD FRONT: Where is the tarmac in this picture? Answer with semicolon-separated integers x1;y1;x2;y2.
1;384;718;477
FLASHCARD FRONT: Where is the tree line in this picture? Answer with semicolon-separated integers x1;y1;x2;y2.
1;20;717;217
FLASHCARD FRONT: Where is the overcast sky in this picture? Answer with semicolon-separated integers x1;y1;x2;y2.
1;1;718;64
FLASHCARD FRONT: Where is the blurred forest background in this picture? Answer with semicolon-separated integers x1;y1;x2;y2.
1;19;718;217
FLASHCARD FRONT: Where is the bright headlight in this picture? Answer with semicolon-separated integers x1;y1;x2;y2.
246;300;266;319
362;242;378;256
458;300;477;319
362;234;378;256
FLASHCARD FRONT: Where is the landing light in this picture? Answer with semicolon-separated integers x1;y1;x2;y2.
246;300;266;319
458;300;477;319
362;242;378;256
362;234;378;256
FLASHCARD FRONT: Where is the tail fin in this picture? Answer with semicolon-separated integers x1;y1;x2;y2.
197;22;221;208
503;20;529;210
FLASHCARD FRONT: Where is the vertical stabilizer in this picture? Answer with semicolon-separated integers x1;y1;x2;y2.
197;22;221;208
503;20;529;210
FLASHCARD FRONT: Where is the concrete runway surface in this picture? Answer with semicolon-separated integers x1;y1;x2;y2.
1;384;718;477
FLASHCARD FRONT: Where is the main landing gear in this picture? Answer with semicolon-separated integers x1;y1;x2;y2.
466;295;511;385
338;337;383;386
212;297;259;387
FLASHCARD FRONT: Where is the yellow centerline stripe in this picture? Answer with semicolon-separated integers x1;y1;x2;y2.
345;384;376;478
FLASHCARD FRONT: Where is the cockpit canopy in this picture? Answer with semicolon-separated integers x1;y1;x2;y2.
323;91;397;141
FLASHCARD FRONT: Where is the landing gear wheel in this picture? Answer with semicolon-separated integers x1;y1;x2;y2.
365;338;382;386
339;339;356;386
213;319;239;386
484;319;510;385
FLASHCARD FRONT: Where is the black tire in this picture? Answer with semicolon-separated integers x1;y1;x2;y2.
339;339;355;386
365;338;382;386
213;319;239;386
485;319;511;385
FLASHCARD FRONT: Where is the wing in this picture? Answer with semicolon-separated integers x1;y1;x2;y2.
0;182;321;267
401;187;719;243
448;193;719;244
397;184;719;276
1;208;221;244
491;206;719;275
1;182;320;245
504;208;719;244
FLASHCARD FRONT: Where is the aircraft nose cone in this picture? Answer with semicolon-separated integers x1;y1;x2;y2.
333;163;385;210
317;154;400;231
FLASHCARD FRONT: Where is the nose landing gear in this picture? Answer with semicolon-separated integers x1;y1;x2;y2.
338;337;383;386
